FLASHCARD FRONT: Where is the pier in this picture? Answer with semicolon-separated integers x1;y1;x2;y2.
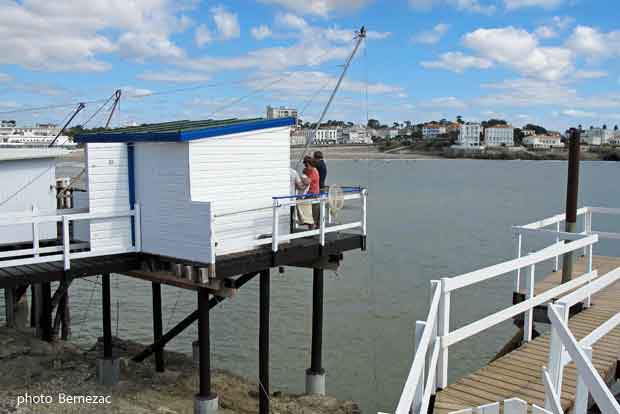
389;206;620;414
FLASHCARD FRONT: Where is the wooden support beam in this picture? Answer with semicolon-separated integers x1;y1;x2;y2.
4;288;15;328
102;274;112;358
61;288;71;340
132;272;258;363
259;269;270;414
152;282;165;372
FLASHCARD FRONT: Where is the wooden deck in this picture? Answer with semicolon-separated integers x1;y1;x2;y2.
433;255;620;414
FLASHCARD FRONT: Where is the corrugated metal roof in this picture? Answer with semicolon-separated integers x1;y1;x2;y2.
0;148;71;161
75;117;296;143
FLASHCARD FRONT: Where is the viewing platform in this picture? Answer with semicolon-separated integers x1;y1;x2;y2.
386;206;620;414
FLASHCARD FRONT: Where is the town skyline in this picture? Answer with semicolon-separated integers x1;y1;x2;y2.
0;0;618;131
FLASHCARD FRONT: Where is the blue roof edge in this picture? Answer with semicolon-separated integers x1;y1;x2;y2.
75;117;295;143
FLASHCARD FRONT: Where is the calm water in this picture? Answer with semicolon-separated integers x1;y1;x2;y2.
4;159;620;413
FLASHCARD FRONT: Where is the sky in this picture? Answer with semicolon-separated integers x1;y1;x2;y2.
0;0;619;130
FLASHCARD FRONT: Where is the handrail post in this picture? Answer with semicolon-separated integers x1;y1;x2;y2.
574;345;592;414
515;232;523;292
546;303;568;411
319;196;326;247
32;204;39;257
429;280;439;395
437;278;450;389
133;203;141;252
554;221;560;271
361;189;368;236
586;243;593;308
524;261;535;342
412;321;426;413
62;215;70;270
582;209;590;257
272;199;279;252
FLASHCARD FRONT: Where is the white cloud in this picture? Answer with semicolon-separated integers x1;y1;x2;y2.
195;25;213;47
535;26;557;39
462;27;574;81
121;86;154;98
562;109;595;118
411;23;450;44
258;0;371;18
211;6;240;40
0;0;194;71
409;0;496;15
421;52;493;73
551;16;575;30
504;0;562;10
419;96;466;108
137;71;211;82
0;73;12;82
251;25;272;40
574;70;607;79
566;26;620;60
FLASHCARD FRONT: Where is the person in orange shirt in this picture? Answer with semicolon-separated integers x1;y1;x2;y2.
303;155;321;228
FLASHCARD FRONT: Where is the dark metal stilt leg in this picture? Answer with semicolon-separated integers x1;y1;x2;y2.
259;269;270;414
152;282;164;372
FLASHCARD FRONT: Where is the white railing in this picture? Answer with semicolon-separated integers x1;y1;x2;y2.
213;187;367;255
513;206;620;289
543;266;620;414
0;204;141;270
449;398;552;414
386;235;599;414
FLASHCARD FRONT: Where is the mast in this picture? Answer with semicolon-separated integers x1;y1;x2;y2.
298;26;367;164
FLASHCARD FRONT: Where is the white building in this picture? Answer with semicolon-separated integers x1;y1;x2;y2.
582;128;614;146
521;129;536;137
523;134;565;149
266;106;298;123
342;125;372;144
484;125;514;147
456;123;482;148
75;117;295;261
608;130;620;146
422;123;446;139
0;122;74;146
305;128;340;145
290;128;307;146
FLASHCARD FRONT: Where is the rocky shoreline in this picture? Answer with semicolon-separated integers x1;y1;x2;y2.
0;328;360;414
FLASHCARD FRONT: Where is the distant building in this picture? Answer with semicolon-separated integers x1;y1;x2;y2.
342;125;372;144
456;123;482;148
266;106;298;123
608;130;620;146
422;123;447;139
484;125;514;147
0;122;74;146
523;134;564;149
1;120;16;128
290;128;306;146
521;129;536;137
581;127;613;146
303;127;340;145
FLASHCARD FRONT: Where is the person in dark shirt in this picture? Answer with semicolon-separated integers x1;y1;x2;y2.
313;151;327;190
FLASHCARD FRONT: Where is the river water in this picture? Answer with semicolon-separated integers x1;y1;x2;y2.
4;159;620;412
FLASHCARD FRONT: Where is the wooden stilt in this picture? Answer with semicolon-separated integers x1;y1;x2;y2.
310;268;324;375
259;269;270;414
197;288;213;398
102;274;113;358
152;282;165;372
40;282;52;342
4;288;15;328
61;289;71;340
31;284;41;329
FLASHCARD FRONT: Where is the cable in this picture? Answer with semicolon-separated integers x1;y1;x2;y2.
81;93;115;128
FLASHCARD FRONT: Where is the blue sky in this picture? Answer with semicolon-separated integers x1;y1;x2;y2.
0;0;618;130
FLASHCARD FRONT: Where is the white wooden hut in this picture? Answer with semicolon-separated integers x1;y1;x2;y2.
75;117;295;265
0;148;69;246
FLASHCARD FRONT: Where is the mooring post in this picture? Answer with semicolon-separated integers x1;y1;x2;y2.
195;288;218;414
152;282;165;372
306;267;326;395
562;128;581;284
259;269;270;414
97;273;119;385
40;282;53;342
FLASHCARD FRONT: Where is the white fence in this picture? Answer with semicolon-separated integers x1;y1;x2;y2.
449;398;551;414
213;186;368;255
0;204;141;270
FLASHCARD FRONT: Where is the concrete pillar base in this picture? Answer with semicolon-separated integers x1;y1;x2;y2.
194;394;218;414
305;369;326;395
96;357;120;386
192;340;199;367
